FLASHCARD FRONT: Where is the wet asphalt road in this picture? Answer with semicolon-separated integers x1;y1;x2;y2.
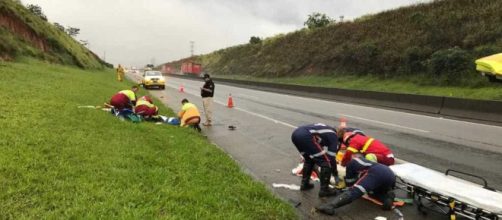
130;73;502;219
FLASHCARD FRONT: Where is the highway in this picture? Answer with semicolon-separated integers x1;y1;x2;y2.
132;73;502;219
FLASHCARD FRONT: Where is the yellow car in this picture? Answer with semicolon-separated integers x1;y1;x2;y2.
142;71;165;89
475;53;502;82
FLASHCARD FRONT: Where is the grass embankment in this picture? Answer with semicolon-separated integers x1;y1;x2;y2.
0;0;107;68
0;59;296;219
219;74;502;101
165;0;502;88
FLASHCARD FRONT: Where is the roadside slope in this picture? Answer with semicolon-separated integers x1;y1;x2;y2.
0;0;108;68
0;60;296;219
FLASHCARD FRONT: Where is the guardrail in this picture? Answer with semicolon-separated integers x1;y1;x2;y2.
167;74;502;123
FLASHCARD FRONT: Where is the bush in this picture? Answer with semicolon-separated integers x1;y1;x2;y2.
428;47;473;84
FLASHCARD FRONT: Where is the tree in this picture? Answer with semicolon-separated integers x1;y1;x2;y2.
249;36;262;44
54;22;65;32
66;27;80;37
304;12;333;29
26;4;47;21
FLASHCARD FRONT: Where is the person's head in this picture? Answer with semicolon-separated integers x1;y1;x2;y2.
181;98;189;105
203;73;210;81
118;64;122;68
131;85;139;93
336;127;346;141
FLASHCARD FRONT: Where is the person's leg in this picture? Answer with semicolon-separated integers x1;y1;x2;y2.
202;98;211;125
311;137;338;197
206;97;213;124
300;157;315;191
316;187;363;215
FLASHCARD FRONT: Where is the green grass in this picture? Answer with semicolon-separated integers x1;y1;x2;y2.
218;74;502;101
1;0;107;68
0;59;297;219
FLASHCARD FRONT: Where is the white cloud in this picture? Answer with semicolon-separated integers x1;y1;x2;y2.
21;0;431;67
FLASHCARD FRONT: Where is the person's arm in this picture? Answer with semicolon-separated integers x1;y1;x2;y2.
340;150;353;167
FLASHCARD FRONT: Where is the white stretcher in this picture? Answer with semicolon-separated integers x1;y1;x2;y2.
391;163;502;220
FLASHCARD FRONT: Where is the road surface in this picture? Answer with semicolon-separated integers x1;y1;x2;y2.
130;73;502;219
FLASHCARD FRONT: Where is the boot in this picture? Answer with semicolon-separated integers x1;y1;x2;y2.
318;166;338;197
300;163;314;191
381;190;395;211
316;191;353;215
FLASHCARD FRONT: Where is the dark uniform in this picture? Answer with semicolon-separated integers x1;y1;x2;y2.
317;157;396;215
291;123;339;197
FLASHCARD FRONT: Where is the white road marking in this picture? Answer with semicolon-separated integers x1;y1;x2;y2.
340;114;430;133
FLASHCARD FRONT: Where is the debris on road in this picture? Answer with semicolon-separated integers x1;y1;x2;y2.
272;183;300;190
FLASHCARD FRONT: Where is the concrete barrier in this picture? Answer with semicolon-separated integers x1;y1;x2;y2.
167;74;502;123
440;97;502;123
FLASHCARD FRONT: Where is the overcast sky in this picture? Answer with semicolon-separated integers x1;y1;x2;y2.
21;0;430;67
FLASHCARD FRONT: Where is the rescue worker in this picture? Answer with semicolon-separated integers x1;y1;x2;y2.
291;123;339;197
338;128;395;166
117;64;125;82
337;127;365;150
109;86;139;111
134;96;159;121
178;99;201;131
316;156;396;215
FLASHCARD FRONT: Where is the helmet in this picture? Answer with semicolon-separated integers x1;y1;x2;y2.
141;96;153;104
365;153;378;163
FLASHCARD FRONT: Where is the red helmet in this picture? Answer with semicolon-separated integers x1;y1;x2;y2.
141;96;153;104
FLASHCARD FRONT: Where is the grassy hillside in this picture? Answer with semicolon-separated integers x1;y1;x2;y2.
0;0;108;68
0;59;296;219
167;0;502;87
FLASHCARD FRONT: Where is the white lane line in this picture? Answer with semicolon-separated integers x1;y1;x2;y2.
340;114;430;133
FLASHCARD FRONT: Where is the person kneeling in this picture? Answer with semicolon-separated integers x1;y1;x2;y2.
316;156;396;215
178;99;201;132
135;96;161;122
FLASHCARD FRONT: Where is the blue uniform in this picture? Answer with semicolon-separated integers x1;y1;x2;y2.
291;123;339;169
345;157;396;201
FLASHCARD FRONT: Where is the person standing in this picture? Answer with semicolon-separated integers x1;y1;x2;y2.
116;64;125;82
200;73;215;126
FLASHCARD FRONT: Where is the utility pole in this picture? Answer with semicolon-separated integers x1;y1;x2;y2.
190;41;194;57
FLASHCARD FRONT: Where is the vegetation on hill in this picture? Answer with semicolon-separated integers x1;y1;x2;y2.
0;59;296;219
166;0;502;87
0;0;109;68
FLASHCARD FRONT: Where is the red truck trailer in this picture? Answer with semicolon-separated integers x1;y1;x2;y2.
181;62;202;76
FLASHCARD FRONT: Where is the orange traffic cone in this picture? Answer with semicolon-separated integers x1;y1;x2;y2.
179;84;184;93
227;94;234;108
339;117;347;128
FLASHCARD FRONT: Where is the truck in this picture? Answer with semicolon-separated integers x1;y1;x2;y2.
161;64;173;75
181;62;202;76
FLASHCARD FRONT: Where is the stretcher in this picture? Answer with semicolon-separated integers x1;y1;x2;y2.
390;163;502;220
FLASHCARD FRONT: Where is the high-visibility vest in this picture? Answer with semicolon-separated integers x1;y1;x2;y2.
178;103;200;126
136;99;155;108
347;138;374;153
119;90;136;102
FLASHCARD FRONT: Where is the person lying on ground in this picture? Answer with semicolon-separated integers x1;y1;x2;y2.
291;123;340;197
316;156;396;215
178;99;201;131
337;128;395;166
108;85;139;111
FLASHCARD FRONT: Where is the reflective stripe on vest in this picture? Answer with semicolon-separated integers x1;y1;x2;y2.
347;147;359;153
136;100;154;108
361;138;374;153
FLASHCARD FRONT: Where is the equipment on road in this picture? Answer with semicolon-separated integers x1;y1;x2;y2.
391;163;502;220
227;94;234;108
179;84;184;93
339;117;347;128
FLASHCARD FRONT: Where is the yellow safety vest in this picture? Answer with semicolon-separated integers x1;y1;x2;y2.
119;90;136;102
136;99;155;108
